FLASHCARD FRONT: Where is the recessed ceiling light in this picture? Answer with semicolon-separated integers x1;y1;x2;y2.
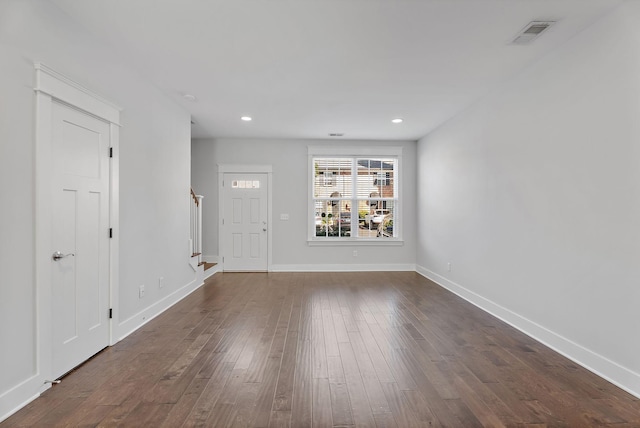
183;94;197;102
391;118;404;124
241;116;252;121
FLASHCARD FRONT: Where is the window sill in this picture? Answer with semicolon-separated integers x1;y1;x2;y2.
307;238;404;247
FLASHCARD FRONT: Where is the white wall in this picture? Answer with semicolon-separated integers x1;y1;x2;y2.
0;0;196;419
417;3;640;397
192;138;417;270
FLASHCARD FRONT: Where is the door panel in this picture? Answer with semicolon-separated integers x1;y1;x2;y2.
222;173;268;271
233;233;242;258
250;233;260;258
250;198;260;223
52;101;110;378
56;119;102;179
233;198;242;223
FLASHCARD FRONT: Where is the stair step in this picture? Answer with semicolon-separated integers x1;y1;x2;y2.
191;252;202;257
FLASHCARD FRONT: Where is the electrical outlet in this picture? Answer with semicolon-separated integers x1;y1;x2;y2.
353;250;358;257
159;277;164;289
447;262;452;272
280;213;289;221
139;284;145;298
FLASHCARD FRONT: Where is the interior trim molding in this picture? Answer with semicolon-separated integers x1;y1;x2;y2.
0;376;41;423
415;264;640;400
115;275;206;342
34;63;121;126
31;63;121;421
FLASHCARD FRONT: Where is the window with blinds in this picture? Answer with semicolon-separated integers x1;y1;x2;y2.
312;156;398;240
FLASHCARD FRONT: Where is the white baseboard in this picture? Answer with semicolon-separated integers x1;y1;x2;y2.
204;264;221;280
0;375;47;423
270;263;416;272
114;275;205;342
415;265;640;399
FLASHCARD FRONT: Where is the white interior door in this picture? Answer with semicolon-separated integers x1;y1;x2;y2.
222;173;268;271
51;101;110;378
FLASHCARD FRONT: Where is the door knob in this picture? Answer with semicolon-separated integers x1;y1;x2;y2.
263;228;267;232
52;251;75;261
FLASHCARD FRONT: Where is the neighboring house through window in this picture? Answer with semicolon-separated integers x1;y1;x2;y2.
309;146;402;243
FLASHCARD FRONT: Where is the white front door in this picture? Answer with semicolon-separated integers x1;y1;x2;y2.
222;173;268;271
51;101;111;378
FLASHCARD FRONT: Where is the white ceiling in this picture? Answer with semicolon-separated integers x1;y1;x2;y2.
52;0;623;141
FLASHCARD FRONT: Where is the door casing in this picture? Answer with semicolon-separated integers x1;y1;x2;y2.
218;164;272;272
34;63;120;390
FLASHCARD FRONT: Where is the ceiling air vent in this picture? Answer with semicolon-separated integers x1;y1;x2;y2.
329;133;345;137
511;21;555;45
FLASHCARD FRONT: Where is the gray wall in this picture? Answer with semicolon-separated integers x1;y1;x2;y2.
416;3;640;396
192;138;417;269
0;0;194;418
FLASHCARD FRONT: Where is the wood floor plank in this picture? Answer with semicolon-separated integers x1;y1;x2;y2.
367;329;418;391
291;338;313;428
327;355;346;384
312;378;333;428
322;309;341;358
247;356;282;428
272;331;299;411
328;289;350;343
3;272;640;428
329;381;354;427
401;389;452;427
268;410;291;428
380;382;423;428
30;397;96;427
181;361;234;425
451;372;508;427
352;322;395;383
348;330;391;416
312;318;329;379
338;341;377;428
159;377;208;428
245;299;283;383
233;328;265;369
223;382;261;427
374;411;398;428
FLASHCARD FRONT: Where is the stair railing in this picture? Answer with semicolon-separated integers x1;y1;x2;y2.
190;188;203;266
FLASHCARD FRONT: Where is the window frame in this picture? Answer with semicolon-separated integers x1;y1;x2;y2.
308;146;403;246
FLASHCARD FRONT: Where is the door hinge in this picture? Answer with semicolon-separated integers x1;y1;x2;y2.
109;308;113;319
109;228;113;238
109;147;113;158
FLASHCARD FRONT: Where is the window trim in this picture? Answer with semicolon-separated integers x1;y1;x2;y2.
308;146;403;245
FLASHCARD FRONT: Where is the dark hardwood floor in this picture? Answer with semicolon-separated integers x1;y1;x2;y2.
3;272;640;427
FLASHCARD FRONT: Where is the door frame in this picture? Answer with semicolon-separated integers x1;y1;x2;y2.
218;164;272;272
34;63;120;388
